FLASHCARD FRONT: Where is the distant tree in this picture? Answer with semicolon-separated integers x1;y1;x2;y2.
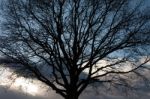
0;0;150;99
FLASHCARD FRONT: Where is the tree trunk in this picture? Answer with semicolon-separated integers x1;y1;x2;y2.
65;89;79;99
65;93;79;99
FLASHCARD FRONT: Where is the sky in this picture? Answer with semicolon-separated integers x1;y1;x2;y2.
0;0;150;99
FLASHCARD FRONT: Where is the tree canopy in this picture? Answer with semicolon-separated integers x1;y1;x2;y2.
0;0;150;99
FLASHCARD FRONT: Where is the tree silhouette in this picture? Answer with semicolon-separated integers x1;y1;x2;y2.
0;0;150;99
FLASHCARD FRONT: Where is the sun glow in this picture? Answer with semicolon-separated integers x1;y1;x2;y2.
14;77;39;96
0;66;47;96
82;59;138;76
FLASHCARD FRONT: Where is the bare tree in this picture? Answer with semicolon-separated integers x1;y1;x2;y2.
0;0;150;99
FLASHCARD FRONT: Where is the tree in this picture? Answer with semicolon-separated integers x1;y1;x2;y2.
0;0;150;99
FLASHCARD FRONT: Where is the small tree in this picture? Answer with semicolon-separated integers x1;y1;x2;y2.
0;0;150;99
